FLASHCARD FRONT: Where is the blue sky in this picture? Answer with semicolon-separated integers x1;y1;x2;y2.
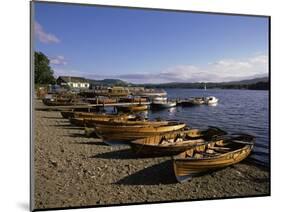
34;2;269;83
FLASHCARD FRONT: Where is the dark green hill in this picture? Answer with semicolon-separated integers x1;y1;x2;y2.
88;78;129;86
86;76;269;90
137;76;269;90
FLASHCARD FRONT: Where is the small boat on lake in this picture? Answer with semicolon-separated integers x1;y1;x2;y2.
151;100;177;109
152;96;168;102
173;133;255;182
190;97;205;105
94;121;186;144
116;104;149;112
204;96;219;105
129;127;227;156
180;96;219;106
179;100;197;107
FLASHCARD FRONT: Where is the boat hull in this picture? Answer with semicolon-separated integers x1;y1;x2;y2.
129;127;227;156
173;139;254;182
94;123;186;143
68;114;136;127
61;111;75;119
151;102;177;109
116;104;148;112
180;101;197;107
42;99;74;106
130;141;205;156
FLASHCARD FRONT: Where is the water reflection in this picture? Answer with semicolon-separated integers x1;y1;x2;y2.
155;89;269;165
168;107;177;114
208;103;218;107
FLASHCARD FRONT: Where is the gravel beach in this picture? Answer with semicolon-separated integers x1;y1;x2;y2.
33;101;270;210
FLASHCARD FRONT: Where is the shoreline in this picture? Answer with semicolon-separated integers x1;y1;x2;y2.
33;100;269;209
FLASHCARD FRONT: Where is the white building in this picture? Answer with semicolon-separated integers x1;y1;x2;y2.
57;76;90;89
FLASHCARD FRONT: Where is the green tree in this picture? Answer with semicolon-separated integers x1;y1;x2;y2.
34;51;56;85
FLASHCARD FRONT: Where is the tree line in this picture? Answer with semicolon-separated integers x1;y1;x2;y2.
34;51;56;85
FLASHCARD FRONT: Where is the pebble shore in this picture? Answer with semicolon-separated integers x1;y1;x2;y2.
33;101;270;209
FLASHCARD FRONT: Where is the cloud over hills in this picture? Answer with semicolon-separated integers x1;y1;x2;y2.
49;55;67;65
53;54;268;83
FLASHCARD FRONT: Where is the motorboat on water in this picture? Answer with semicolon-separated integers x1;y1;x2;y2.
204;96;219;105
152;96;168;102
151;101;177;109
151;95;176;109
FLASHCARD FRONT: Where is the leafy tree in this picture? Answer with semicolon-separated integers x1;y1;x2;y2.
34;51;56;85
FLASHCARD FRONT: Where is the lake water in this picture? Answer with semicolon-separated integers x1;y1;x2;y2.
147;89;269;166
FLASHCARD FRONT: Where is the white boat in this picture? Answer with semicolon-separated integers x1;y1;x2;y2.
151;101;177;109
152;96;168;103
204;96;219;105
190;97;205;105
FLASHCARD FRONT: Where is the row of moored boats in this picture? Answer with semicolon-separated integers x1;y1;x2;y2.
41;92;219;110
60;110;254;182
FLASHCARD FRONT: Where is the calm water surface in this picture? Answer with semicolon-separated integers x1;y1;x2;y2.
147;89;269;166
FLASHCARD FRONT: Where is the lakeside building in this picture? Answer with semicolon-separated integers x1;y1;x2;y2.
57;76;90;89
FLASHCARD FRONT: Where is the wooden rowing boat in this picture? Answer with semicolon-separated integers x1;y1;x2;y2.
86;97;117;104
116;104;148;112
84;127;98;137
173;133;255;182
42;95;86;106
61;111;75;119
42;98;74;106
129;127;227;156
69;114;137;127
118;97;148;103
61;110;100;119
61;111;134;119
61;111;105;119
70;116;170;127
94;121;186;144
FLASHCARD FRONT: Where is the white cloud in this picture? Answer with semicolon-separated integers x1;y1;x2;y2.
49;55;67;65
206;54;268;81
117;54;268;83
52;54;268;83
141;54;268;83
35;21;60;44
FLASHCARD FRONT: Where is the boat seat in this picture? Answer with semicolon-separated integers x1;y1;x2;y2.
209;146;231;153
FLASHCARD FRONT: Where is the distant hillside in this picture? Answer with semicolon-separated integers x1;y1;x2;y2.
86;76;269;90
138;76;269;90
222;77;268;85
88;78;129;86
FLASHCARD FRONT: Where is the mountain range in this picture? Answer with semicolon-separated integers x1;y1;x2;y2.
87;76;269;90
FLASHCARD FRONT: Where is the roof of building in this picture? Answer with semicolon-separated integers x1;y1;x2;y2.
57;76;89;83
